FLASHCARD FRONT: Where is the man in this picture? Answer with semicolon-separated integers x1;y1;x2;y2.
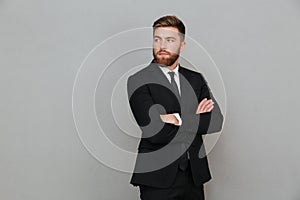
127;15;223;200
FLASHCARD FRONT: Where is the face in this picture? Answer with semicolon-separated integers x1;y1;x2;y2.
152;27;185;67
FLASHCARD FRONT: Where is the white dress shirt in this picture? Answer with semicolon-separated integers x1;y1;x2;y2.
158;64;181;95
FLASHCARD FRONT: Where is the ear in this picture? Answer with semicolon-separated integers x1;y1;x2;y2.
180;41;186;53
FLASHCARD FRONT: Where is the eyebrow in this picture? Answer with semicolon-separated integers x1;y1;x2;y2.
153;36;177;40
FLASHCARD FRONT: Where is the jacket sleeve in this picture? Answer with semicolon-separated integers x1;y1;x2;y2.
181;74;223;135
127;76;178;145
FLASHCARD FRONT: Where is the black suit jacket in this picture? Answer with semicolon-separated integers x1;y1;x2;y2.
127;61;223;188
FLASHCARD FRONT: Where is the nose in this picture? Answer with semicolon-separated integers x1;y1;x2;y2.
160;39;167;49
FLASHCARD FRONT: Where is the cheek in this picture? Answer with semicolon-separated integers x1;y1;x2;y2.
153;48;159;54
153;45;160;52
153;41;160;48
167;45;180;54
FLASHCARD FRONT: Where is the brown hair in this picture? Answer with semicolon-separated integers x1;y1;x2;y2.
152;15;185;41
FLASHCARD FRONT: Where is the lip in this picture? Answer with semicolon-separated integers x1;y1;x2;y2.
158;52;169;55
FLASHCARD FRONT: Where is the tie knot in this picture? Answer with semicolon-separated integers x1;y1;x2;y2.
168;71;175;78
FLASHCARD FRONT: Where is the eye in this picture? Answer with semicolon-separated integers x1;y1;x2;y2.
154;38;160;42
167;38;175;43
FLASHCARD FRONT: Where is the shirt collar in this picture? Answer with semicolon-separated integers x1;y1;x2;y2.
158;64;180;76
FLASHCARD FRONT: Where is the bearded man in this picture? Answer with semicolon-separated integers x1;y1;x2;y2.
127;15;223;200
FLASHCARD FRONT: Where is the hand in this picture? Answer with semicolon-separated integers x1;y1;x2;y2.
196;98;214;114
160;114;179;125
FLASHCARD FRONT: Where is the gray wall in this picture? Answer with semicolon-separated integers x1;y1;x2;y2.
1;0;300;199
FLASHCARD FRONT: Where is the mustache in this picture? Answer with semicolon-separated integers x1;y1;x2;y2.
157;50;171;55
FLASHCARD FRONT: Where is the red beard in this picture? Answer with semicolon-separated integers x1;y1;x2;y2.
153;49;180;67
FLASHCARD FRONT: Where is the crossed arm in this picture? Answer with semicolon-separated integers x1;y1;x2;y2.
160;98;214;125
127;74;223;137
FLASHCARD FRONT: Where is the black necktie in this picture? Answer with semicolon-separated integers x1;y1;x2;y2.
168;71;180;99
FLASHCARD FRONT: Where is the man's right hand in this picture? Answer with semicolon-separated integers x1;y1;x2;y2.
196;98;214;114
160;114;179;125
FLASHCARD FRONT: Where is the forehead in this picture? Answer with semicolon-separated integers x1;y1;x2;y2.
153;27;181;38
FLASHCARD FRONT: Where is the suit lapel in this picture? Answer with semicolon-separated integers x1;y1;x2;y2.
146;62;179;99
178;66;199;113
144;62;198;111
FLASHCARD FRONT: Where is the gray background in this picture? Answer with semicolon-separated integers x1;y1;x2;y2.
1;0;300;199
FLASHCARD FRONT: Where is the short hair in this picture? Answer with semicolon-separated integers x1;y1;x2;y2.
152;15;185;41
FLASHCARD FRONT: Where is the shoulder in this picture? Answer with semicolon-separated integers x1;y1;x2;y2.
128;63;153;81
179;65;206;83
127;63;155;95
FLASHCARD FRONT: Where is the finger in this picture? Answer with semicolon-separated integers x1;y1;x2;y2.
165;114;174;124
164;114;170;123
197;98;207;110
160;114;167;122
208;105;214;112
197;98;208;112
205;104;214;112
202;99;213;112
167;114;173;123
